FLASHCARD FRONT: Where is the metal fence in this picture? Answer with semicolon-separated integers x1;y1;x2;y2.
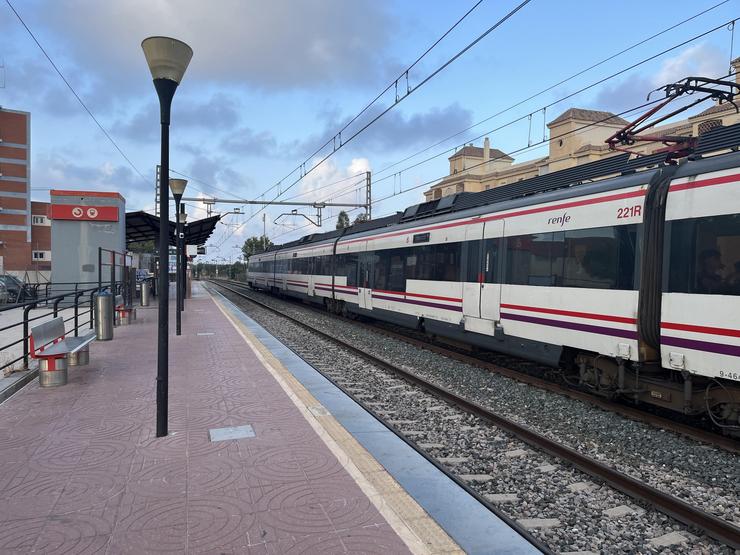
0;281;123;375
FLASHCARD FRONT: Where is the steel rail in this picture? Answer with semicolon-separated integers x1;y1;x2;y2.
209;279;740;550
356;322;740;455
207;280;551;554
219;280;739;454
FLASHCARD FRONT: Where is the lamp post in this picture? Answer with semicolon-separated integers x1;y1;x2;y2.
178;205;187;311
142;36;193;438
169;178;187;336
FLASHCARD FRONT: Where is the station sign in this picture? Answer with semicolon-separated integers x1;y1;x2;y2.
50;204;119;222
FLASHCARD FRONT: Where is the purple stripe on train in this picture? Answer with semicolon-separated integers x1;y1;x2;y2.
316;286;358;296
501;312;638;340
661;335;740;358
372;294;462;312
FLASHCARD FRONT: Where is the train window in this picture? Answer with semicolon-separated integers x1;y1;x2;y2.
388;253;406;292
373;251;388;290
505;232;564;286
482;238;499;283
505;225;638;289
465;240;482;282
335;253;359;285
562;228;620;289
667;214;740;296
313;255;331;276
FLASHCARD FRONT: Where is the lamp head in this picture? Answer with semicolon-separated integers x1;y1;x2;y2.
169;178;188;201
141;36;193;84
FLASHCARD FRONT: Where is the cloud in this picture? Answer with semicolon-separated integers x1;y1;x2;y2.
33;154;154;210
594;43;727;114
0;56;84;118
304;102;474;155
181;151;255;199
34;0;395;91
114;93;242;142
220;127;281;158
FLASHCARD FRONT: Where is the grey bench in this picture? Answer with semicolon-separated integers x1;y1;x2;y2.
30;317;96;387
114;294;136;325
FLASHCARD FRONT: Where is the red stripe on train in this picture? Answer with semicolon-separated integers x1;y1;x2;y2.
668;172;740;193
339;189;646;246
661;321;740;338
500;303;636;325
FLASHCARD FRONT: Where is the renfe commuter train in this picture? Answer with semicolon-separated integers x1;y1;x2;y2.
246;130;740;429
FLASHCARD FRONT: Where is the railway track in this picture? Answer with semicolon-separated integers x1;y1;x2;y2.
208;279;740;551
220;279;738;453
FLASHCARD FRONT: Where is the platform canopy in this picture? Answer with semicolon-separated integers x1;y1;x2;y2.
125;211;220;247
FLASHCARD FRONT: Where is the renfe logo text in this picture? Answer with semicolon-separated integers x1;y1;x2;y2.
547;212;571;227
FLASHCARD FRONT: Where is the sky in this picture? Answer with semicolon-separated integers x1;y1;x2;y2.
0;0;737;262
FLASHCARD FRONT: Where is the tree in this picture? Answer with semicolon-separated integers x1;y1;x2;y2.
353;213;370;225
242;236;273;259
336;211;350;229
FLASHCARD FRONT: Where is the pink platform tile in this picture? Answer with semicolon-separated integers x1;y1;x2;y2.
0;285;410;554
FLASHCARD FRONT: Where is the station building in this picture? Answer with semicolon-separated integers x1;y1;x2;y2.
425;57;740;201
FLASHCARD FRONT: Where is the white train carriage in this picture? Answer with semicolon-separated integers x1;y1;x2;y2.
661;162;740;382
246;140;740;425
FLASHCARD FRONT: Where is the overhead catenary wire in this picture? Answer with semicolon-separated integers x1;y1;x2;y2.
372;0;731;178
371;14;740;190
239;0;533;229
212;17;740;248
179;1;731;206
215;18;738;248
268;67;739;244
371;72;738;208
247;0;486;206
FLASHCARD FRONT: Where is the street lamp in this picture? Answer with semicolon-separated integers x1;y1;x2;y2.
178;205;188;313
142;36;193;438
169;178;187;336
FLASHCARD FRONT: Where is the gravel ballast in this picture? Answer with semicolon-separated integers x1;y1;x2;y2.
211;283;738;554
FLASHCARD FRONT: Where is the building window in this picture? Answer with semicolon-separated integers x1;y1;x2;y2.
32;251;46;260
32;215;47;225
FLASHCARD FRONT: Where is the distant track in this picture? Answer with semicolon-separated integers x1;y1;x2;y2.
208;279;740;550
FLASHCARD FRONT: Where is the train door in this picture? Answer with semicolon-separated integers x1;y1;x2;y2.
462;221;485;318
480;219;504;321
358;249;373;310
307;249;315;297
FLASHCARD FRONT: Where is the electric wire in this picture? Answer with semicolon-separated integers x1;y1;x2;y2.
240;0;533;228
215;19;738;248
251;0;486;204
373;0;731;178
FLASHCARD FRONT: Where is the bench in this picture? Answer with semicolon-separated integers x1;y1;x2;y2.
30;317;96;387
114;294;136;325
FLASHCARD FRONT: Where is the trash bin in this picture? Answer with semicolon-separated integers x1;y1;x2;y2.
95;291;114;341
141;279;150;306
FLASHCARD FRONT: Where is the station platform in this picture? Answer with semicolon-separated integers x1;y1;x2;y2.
0;282;538;554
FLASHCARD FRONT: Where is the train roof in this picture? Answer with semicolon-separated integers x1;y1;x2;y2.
252;122;740;256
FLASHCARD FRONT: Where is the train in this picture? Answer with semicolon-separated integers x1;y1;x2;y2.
245;127;740;430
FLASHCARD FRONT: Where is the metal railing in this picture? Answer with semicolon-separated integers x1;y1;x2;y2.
0;282;122;374
99;248;134;307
